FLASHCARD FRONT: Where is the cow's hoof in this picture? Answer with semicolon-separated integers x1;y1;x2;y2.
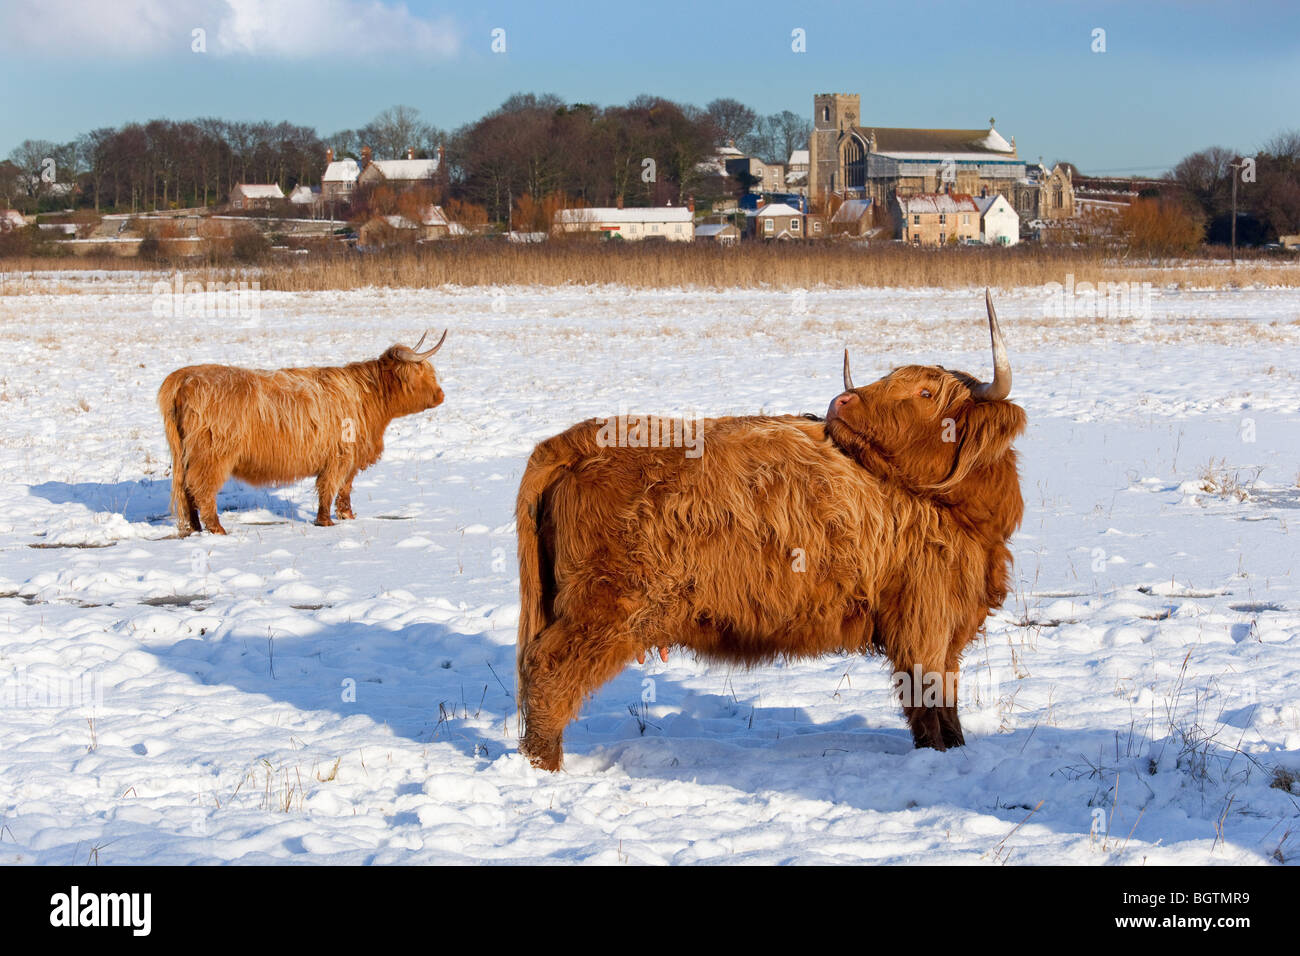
315;517;335;527
206;526;227;536
522;738;563;772
337;510;355;521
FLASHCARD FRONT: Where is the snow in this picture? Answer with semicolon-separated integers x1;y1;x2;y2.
322;159;359;184
0;276;1298;865
233;185;285;200
556;207;694;224
898;193;980;214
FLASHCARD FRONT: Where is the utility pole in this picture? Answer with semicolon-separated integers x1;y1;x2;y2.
1228;158;1245;265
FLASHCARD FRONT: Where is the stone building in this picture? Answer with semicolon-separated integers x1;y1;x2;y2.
894;193;980;246
809;92;1074;224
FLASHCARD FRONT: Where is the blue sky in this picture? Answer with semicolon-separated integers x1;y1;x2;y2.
2;0;1296;173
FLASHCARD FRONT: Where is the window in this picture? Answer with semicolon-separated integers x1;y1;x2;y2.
822;106;829;122
962;215;970;225
791;218;800;232
765;218;774;233
938;214;946;225
1053;186;1063;208
912;235;920;246
913;214;920;225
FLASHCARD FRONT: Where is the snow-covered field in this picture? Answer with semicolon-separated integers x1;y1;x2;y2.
1;273;1298;865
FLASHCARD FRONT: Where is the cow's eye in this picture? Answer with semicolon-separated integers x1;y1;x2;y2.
919;388;932;399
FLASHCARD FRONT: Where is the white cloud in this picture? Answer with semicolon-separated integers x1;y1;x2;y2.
2;0;460;58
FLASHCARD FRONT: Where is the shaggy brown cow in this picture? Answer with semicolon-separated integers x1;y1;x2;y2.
159;331;447;536
516;292;1025;770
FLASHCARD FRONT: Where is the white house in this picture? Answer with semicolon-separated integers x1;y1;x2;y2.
974;194;1019;246
553;206;694;241
228;184;285;209
322;155;360;203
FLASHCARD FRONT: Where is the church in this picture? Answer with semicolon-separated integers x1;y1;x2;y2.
808;93;1075;224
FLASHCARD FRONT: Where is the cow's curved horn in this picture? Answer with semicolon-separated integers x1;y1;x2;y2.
843;349;854;391
971;289;1011;402
396;329;447;362
416;328;447;358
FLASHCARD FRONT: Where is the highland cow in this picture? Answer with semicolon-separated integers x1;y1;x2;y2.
158;331;447;535
516;292;1025;770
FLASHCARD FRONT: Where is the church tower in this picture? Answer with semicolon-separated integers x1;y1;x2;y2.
809;93;860;200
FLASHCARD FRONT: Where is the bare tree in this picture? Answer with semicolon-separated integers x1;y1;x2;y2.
362;105;432;159
706;98;757;147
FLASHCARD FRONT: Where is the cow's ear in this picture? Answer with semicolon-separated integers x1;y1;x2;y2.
931;399;1026;494
959;399;1027;471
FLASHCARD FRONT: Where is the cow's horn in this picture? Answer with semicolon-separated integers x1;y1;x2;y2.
398;329;447;362
971;289;1011;402
416;328;448;357
843;349;854;391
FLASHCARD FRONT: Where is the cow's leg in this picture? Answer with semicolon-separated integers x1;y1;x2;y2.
518;619;636;771
187;456;228;535
937;651;965;748
314;461;346;526
895;655;952;751
334;468;359;520
183;489;201;536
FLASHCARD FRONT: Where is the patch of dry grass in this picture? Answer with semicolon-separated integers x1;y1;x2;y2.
3;242;1299;294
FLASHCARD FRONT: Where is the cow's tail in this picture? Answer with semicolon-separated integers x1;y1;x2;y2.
158;374;188;527
514;428;590;735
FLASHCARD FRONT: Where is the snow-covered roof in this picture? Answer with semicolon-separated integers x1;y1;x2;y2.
831;198;873;222
1;209;26;229
323;159;360;183
897;193;979;214
854;125;1016;158
233;184;284;199
787;148;809;167
973;195;1014;216
376;206;458;229
748;203;803;217
875;151;1022;163
288;185;319;203
366;158;439;181
555;207;694;224
695;223;735;236
978;128;1013;152
507;231;547;243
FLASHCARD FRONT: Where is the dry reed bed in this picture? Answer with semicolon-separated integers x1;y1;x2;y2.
2;243;1299;294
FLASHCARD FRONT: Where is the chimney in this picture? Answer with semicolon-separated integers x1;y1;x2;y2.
687;195;695;213
361;146;372;170
616;194;624;209
326;147;334;164
407;147;415;160
437;144;445;166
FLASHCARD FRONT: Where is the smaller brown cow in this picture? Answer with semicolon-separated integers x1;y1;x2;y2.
158;331;447;535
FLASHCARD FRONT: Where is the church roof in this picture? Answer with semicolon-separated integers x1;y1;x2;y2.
854;125;1016;158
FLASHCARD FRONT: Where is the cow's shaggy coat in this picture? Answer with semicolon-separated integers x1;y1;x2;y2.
159;332;446;535
516;294;1025;770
